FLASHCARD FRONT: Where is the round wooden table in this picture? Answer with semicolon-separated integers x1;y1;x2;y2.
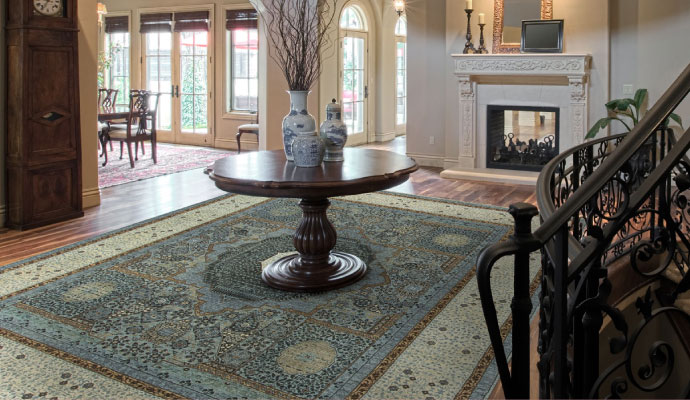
208;148;418;292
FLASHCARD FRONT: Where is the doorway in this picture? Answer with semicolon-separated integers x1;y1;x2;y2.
141;10;213;146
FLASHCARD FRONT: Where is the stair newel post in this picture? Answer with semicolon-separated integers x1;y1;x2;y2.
508;203;539;399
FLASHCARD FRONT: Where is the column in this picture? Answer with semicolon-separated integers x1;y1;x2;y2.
457;75;476;168
568;76;588;145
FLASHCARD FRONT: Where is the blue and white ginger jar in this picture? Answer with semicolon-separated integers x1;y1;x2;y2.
291;131;325;168
319;98;348;162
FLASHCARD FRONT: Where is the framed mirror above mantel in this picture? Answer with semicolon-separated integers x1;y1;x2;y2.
493;0;553;53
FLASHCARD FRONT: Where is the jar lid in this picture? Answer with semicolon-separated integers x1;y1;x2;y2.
326;98;341;112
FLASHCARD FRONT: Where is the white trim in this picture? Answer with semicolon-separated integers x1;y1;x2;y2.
405;152;445;168
440;168;538;186
82;187;102;209
222;3;260;115
222;111;257;121
374;130;395;142
214;137;257;151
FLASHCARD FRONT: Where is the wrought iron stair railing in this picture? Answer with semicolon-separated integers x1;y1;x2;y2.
477;63;690;398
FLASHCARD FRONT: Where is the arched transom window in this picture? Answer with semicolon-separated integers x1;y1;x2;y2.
340;5;367;31
395;16;407;37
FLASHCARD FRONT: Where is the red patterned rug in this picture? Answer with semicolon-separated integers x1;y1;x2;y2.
98;142;233;189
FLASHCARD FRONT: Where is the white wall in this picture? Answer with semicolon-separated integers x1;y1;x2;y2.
610;0;690;127
406;0;447;164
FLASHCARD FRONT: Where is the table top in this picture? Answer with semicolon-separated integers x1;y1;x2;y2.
209;148;418;199
98;111;130;121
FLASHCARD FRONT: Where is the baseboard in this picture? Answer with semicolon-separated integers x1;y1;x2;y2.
0;204;5;228
440;167;538;185
405;152;445;168
82;187;101;208
374;131;396;143
214;138;257;151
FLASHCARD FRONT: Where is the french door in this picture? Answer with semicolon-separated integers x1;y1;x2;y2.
143;23;212;145
340;31;368;145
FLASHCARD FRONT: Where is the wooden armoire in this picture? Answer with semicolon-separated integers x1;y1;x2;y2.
5;0;83;230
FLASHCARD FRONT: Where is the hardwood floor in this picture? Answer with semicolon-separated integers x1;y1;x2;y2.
0;137;536;266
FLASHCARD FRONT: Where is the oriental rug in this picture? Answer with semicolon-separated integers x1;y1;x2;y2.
98;143;232;189
0;193;540;399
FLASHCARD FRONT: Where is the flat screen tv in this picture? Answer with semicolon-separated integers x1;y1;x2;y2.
521;19;564;53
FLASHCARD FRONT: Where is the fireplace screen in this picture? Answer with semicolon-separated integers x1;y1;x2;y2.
486;105;559;171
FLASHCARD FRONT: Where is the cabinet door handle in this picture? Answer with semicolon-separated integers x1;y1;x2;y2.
175;85;180;98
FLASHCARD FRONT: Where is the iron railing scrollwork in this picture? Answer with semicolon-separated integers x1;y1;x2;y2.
477;63;690;398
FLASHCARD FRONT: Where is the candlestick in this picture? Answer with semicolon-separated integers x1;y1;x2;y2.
477;23;488;53
465;0;472;10
463;9;476;54
478;12;485;24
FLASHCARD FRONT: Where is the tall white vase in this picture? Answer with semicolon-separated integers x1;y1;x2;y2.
282;91;316;161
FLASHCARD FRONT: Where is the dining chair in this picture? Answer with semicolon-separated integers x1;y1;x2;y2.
107;90;160;168
236;111;259;154
97;88;118;152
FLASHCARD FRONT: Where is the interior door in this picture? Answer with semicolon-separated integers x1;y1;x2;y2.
340;31;368;146
143;20;212;145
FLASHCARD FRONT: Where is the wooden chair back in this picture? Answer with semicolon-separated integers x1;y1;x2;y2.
97;88;119;113
126;90;160;139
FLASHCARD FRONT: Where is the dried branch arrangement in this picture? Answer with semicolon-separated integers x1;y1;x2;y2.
253;0;338;91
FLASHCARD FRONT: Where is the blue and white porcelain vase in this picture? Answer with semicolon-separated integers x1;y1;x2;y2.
282;91;316;161
319;99;348;162
291;131;325;167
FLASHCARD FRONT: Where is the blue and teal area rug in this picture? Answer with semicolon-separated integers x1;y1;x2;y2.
0;193;540;399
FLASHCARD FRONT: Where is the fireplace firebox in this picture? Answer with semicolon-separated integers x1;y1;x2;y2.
486;105;560;172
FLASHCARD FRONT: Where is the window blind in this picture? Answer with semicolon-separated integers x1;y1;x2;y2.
104;16;129;33
174;11;210;32
139;13;173;33
226;9;258;30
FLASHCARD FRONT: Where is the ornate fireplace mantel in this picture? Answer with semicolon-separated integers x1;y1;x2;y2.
449;53;591;176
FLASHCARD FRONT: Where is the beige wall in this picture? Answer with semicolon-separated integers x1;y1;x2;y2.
610;0;690;126
80;0;101;208
0;3;6;225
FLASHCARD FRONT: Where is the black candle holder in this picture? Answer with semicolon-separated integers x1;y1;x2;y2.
477;23;488;53
463;9;476;54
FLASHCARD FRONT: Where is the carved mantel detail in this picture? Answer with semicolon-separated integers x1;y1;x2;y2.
451;53;592;168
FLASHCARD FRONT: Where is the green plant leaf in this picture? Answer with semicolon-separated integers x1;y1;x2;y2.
633;88;648;110
669;113;683;128
585;117;612;139
615;98;635;112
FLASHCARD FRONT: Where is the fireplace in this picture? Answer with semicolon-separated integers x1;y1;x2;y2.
486;105;560;172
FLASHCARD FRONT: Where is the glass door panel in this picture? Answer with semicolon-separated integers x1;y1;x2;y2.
341;33;367;144
144;31;173;132
396;41;407;126
179;31;209;136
